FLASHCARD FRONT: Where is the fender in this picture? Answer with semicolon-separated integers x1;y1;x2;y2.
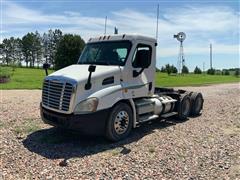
89;84;124;110
89;84;137;128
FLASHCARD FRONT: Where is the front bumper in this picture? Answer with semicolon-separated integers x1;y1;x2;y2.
40;103;110;135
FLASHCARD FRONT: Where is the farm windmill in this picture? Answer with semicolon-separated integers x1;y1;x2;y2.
174;32;186;74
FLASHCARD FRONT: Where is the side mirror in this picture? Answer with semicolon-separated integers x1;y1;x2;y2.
43;63;50;69
43;63;50;76
135;50;151;68
133;50;151;77
88;65;96;72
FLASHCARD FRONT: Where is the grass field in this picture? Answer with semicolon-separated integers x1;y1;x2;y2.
0;67;239;89
155;73;240;87
0;67;53;89
0;67;12;78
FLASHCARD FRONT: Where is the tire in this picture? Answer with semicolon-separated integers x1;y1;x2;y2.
105;102;133;142
190;92;204;116
177;94;191;120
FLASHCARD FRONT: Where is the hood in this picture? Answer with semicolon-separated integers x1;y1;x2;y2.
48;64;121;83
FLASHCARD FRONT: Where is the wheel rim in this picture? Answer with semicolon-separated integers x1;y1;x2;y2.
182;99;190;116
114;111;129;135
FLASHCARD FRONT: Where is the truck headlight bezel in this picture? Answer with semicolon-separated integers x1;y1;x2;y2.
74;97;99;114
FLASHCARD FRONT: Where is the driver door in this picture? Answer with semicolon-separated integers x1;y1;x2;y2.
121;41;155;99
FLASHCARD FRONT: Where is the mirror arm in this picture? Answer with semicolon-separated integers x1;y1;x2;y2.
133;68;145;77
45;68;48;76
85;65;96;90
85;72;93;90
43;63;50;76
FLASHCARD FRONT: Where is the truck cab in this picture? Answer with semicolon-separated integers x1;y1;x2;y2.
40;34;203;141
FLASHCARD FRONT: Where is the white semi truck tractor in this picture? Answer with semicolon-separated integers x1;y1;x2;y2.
40;34;204;141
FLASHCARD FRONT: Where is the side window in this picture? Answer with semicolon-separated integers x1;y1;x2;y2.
132;44;152;68
116;48;128;63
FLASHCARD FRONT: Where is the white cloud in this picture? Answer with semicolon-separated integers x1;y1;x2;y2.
2;1;108;28
163;6;239;33
158;44;239;57
2;1;239;62
63;11;81;17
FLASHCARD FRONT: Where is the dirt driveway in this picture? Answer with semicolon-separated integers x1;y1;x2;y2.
0;83;240;179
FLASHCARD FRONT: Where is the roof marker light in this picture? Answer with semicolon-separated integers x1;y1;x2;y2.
122;34;126;39
107;35;110;40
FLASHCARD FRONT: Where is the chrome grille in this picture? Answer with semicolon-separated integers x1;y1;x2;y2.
42;80;73;112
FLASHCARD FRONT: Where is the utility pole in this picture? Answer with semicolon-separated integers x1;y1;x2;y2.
210;44;212;69
203;62;205;74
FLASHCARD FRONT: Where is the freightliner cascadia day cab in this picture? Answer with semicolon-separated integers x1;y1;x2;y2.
40;35;204;141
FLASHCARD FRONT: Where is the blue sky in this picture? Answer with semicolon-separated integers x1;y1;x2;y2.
1;0;240;70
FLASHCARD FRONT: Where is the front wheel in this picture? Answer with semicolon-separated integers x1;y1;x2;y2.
105;102;133;142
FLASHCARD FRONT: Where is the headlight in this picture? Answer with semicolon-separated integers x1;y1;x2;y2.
74;98;98;114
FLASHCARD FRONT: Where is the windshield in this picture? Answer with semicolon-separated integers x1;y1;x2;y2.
78;41;132;66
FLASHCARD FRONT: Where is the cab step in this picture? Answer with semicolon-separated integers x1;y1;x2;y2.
138;114;159;123
161;112;178;118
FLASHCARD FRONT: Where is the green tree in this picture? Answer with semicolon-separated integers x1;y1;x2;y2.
162;64;177;75
14;38;23;66
235;68;240;77
194;66;202;74
182;65;189;74
43;29;63;67
34;31;43;68
160;66;166;72
171;65;178;74
207;68;215;75
42;32;49;64
0;43;3;64
22;33;34;67
2;38;15;65
224;70;230;75
55;34;85;70
1;37;22;66
22;32;42;67
165;64;171;75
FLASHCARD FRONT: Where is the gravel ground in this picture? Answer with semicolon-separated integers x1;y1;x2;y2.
0;83;240;179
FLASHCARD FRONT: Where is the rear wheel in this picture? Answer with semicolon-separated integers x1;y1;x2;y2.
190;92;204;116
105;102;133;142
177;94;191;120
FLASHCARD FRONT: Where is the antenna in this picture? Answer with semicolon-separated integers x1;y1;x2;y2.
104;16;107;35
156;4;159;41
174;32;186;74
